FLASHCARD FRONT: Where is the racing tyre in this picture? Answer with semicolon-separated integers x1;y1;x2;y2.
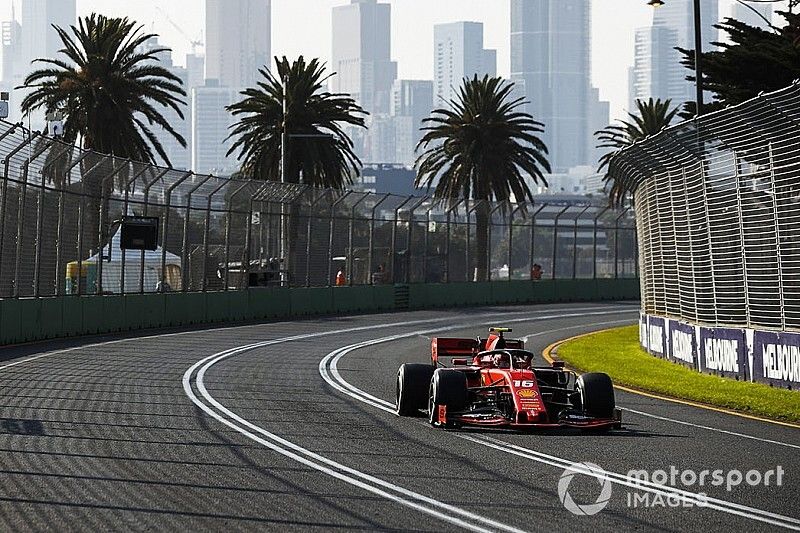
428;369;467;427
577;372;615;419
396;363;435;416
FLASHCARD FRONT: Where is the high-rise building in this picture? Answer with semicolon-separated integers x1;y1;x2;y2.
1;18;22;83
629;0;718;108
135;37;190;170
511;0;592;172
192;81;242;175
433;22;496;107
331;0;397;116
628;25;684;110
205;0;270;89
587;87;610;167
391;79;433;166
20;0;75;73
13;0;76;127
731;2;772;30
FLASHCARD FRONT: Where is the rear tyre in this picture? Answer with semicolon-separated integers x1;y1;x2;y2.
396;363;435;416
428;369;467;427
577;372;615;419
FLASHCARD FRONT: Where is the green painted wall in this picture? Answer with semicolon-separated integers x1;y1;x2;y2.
0;279;639;346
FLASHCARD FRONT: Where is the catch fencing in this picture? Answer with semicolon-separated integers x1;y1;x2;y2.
610;81;800;332
0;118;636;298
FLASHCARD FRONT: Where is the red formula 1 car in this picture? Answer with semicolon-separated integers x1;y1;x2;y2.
396;327;622;430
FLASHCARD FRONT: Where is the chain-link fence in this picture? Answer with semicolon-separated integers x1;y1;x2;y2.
610;81;800;331
0;118;636;298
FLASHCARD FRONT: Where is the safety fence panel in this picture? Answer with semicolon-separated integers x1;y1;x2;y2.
0;118;635;299
611;82;800;331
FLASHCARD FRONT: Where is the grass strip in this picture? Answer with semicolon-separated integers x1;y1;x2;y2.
555;325;800;423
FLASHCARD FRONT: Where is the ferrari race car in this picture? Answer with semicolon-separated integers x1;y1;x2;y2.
396;327;622;430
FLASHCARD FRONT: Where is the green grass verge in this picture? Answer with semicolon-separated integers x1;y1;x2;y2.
556;325;800;423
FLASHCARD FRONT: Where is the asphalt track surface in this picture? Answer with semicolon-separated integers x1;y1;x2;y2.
0;302;798;532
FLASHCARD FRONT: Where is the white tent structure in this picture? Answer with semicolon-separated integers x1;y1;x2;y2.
67;228;182;294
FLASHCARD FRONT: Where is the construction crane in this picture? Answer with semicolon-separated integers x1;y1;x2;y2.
155;7;204;55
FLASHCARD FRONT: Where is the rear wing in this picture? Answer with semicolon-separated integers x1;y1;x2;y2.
431;338;478;366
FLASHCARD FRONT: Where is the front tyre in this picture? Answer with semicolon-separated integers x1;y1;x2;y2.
577;372;615;419
428;369;467;427
396;363;434;416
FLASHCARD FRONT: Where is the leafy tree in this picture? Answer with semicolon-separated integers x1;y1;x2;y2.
415;75;550;281
226;56;367;189
678;11;800;117
595;98;680;204
19;14;186;166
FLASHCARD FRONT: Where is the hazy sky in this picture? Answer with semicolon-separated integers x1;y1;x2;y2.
0;0;777;120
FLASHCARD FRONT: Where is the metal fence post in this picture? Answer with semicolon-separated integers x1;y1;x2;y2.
592;207;609;279
613;209;629;279
507;203;522;281
159;171;192;292
327;191;353;286
0;134;33;297
366;193;390;285
76;154;112;295
486;202;503;282
405;197;427;284
766;142;785;330
572;205;590;279
35;142;71;297
118;164;155;293
13;136;52;297
444;200;463;284
528;203;546;279
347;193;369;286
137;168;169;294
390;195;414;285
181;174;212;292
201;179;229;291
223;181;252;291
551;206;569;280
305;191;327;287
55;152;89;295
95;158;128;295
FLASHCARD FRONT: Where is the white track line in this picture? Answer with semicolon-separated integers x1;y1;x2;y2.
180;308;634;533
319;323;800;530
184;343;524;533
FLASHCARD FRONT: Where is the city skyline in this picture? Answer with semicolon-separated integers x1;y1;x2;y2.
2;0;780;122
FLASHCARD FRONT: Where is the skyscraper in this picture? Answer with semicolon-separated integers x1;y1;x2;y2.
629;0;718;108
433;22;496;107
192;81;242;175
136;37;190;170
12;0;76;126
511;0;592;172
391;79;433;166
205;0;271;88
331;0;397;116
20;0;75;74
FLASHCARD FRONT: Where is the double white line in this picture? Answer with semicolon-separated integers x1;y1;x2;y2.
182;309;634;532
318;320;800;531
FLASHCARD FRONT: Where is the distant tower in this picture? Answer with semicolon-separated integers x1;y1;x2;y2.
192;80;242;175
16;0;75;128
205;0;270;88
331;0;397;116
628;0;718;111
510;0;592;172
433;22;496;107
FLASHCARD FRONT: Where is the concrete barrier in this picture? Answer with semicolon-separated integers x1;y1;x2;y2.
0;279;639;346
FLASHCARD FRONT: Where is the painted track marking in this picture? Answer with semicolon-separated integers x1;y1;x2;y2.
319;321;800;530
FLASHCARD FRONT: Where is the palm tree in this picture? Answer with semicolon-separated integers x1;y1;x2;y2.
19;14;186;167
226;56;367;188
415;75;551;282
595;98;680;204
